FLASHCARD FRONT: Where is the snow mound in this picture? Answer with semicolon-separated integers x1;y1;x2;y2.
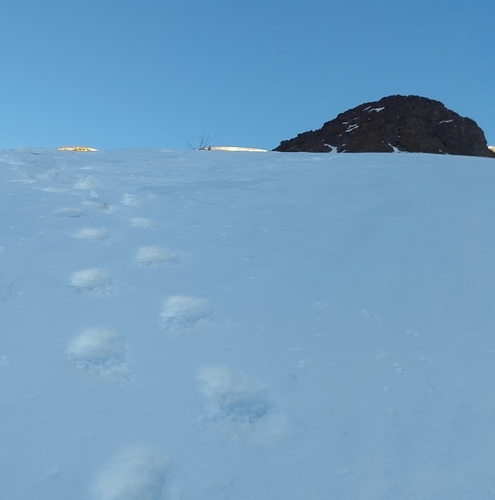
135;246;177;268
70;267;113;294
160;295;212;330
197;366;288;445
92;445;169;500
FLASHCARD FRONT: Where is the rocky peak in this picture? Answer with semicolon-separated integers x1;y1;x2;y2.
274;95;495;158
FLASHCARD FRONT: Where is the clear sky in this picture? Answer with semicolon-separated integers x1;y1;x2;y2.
1;0;494;151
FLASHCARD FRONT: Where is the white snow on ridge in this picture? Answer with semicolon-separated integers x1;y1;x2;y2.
0;147;494;499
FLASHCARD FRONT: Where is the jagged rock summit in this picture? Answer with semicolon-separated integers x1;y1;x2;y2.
275;95;495;158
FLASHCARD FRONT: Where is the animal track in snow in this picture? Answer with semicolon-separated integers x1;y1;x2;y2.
72;228;108;242
92;444;169;500
197;366;288;445
134;246;177;268
70;267;114;294
160;295;212;331
66;327;132;381
54;208;85;218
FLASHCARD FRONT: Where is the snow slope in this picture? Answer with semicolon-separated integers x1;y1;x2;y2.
1;148;494;499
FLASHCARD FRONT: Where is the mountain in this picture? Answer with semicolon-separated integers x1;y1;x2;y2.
1;148;494;499
275;95;495;158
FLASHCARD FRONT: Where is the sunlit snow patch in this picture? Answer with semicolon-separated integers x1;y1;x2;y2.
197;366;288;445
160;295;212;331
135;246;177;268
70;267;114;295
92;445;169;500
66;327;132;381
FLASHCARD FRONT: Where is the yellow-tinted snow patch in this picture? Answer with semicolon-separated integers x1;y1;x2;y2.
57;146;98;152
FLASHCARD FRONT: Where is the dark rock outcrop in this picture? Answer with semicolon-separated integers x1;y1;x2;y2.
274;95;495;158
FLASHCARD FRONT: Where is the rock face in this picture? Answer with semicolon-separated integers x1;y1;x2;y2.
274;95;495;158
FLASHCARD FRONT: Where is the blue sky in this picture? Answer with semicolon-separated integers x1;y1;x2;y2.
1;0;493;150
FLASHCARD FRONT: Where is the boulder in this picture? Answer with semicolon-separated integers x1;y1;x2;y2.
274;95;495;158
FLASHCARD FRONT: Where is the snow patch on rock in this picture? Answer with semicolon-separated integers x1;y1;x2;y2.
92;445;169;500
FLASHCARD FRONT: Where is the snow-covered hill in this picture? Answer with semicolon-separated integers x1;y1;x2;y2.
1;148;494;499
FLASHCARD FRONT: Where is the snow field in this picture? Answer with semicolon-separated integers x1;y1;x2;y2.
1;148;494;499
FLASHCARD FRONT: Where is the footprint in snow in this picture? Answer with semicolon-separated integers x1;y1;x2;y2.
70;267;115;295
197;366;288;446
72;228;108;243
66;327;134;382
73;176;98;190
54;208;85;218
160;295;212;332
92;444;169;500
134;246;177;268
122;193;146;206
131;217;159;229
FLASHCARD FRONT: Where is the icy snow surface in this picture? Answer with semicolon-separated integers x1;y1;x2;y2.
1;148;494;499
